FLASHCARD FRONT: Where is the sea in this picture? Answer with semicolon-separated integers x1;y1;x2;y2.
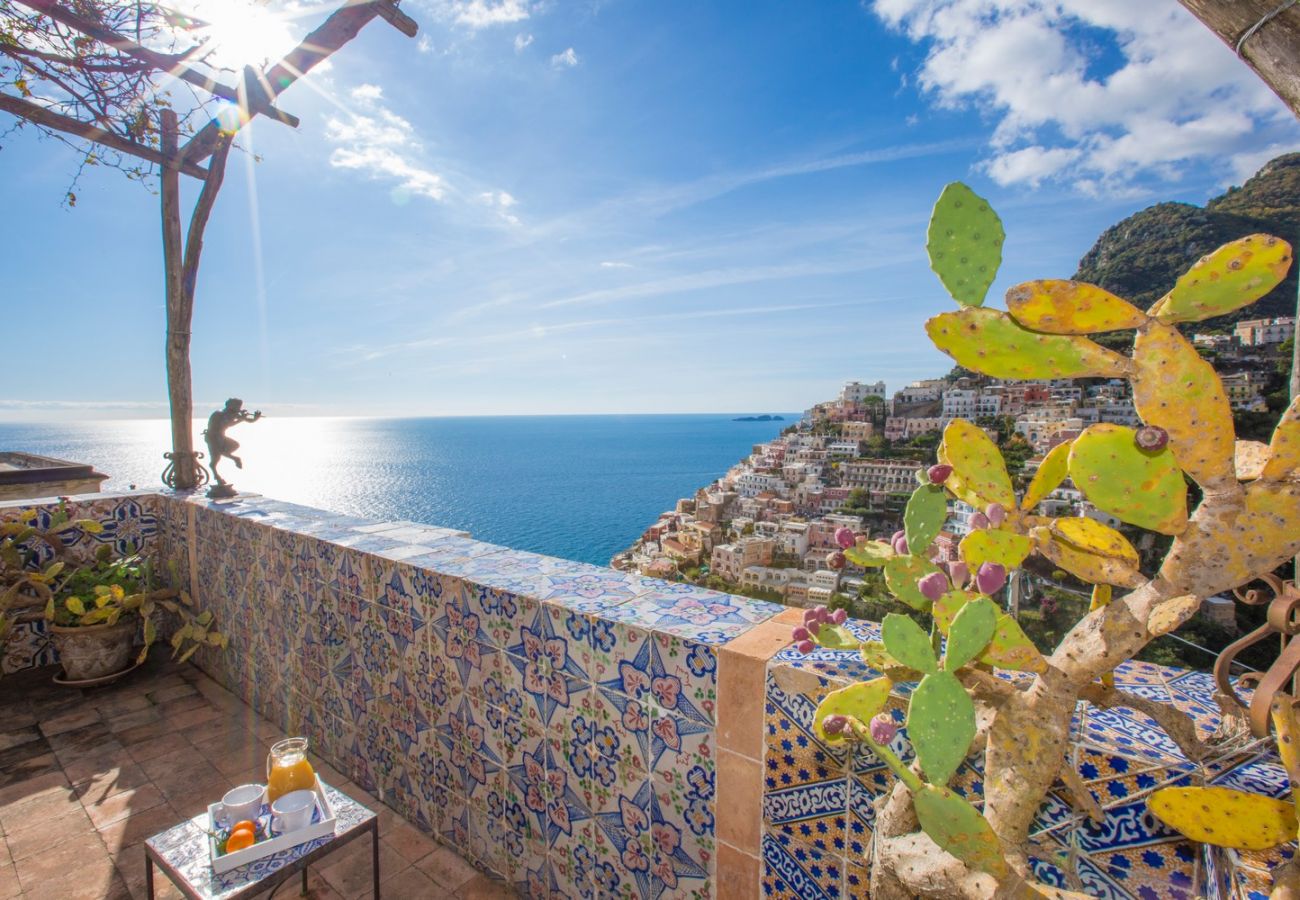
0;415;792;565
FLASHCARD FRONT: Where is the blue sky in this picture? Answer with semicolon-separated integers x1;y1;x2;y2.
3;0;1297;420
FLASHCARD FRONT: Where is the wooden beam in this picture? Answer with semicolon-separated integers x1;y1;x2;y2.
1177;0;1300;119
13;0;301;129
0;91;208;179
181;0;417;164
160;109;194;491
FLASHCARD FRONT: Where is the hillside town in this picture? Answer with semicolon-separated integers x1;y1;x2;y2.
612;315;1296;614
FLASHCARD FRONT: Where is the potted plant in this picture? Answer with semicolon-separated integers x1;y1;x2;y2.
44;546;226;682
0;503;101;651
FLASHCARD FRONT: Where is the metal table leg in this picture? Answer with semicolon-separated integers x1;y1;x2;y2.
146;856;155;900
372;820;381;899
302;865;309;895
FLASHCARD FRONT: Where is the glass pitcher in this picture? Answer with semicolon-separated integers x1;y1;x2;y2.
266;737;316;804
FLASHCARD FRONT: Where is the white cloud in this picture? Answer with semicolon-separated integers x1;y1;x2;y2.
514;33;534;52
478;190;520;225
324;85;445;200
432;0;533;29
550;47;579;69
599;261;633;269
872;0;1300;192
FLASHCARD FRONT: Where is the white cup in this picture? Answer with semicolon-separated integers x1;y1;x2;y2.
271;789;316;834
220;784;264;827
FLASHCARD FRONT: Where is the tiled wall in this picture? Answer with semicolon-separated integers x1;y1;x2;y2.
3;489;1291;899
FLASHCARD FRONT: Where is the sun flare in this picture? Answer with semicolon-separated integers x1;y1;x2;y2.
183;0;300;71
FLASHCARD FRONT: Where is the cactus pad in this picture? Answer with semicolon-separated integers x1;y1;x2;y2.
980;613;1046;673
959;528;1033;572
926;308;1131;380
1149;234;1293;324
1021;439;1071;511
860;641;896;672
1235;440;1270;481
905;483;949;556
912;783;1009;878
933;589;975;633
844;540;894;568
1147;594;1201;637
882;612;938;674
1132;321;1235;489
1163;479;1300;590
926;182;1005;308
1035;525;1145;589
1068;424;1188;535
816;623;862;650
908;670;976;785
884;554;944;612
1005;280;1148;334
1262;396;1300;482
815;676;893;743
940;419;1015;507
1148;786;1297;850
944;597;998;671
1051;517;1139;565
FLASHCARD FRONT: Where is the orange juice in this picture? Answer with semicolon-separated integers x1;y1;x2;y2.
266;737;316;804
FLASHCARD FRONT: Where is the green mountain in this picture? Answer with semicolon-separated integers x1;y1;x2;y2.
1073;153;1300;330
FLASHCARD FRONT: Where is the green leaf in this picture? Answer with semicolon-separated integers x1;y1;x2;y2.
844;541;894;568
904;483;948;556
926;182;1004;307
913;783;1009;877
926;308;1130;380
944;597;998;671
143;618;157;646
815;676;893;743
1068;423;1188;535
1150;235;1293;324
881;613;937;674
907;670;975;785
884;555;942;612
65;596;85;616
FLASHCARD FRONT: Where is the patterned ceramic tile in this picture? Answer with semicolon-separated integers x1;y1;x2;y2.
761;830;844;900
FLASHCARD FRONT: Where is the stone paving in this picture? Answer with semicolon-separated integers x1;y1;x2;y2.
0;657;514;899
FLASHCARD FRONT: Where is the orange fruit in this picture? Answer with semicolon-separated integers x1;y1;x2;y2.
230;820;256;836
225;829;255;853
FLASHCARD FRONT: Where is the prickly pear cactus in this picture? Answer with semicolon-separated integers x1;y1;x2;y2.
794;181;1300;898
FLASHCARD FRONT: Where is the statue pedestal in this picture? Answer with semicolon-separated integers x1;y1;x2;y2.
206;483;237;499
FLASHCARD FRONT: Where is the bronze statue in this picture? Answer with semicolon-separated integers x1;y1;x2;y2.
203;398;262;497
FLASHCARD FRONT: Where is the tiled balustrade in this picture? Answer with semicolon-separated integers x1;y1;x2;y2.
1;490;1292;899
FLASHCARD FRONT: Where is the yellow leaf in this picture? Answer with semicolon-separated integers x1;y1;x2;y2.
1148;786;1296;850
66;596;86;616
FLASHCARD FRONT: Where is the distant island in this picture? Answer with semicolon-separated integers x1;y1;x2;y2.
733;414;784;421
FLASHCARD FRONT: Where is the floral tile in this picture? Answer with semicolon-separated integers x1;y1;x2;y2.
624;582;781;626
533;568;644;614
402;536;503;568
464;578;533;650
432;696;503;806
653;768;716;877
377;673;432;755
429;589;494;689
652;632;719;723
761;830;844;900
507;740;591;850
1087;840;1199;899
505;602;590;728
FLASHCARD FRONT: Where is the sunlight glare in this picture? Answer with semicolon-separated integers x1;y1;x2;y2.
183;1;300;70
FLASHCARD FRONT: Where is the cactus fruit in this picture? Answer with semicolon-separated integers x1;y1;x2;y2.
1148;234;1293;324
881;613;938;675
844;540;893;568
884;555;944;611
926;181;1005;308
827;551;847;570
814;676;893;743
870;712;898;745
822;714;849;735
1021;439;1071;511
917;571;950;602
905;483;949;555
831;607;848;625
1068;423;1188;535
926;307;1131;381
944;596;998;671
912;783;1010;878
835;526;857;550
1148;786;1298;850
893;535;910;555
980;614;1047;673
984;502;1006;527
908;670;976;785
939;420;1015;507
947;560;969;589
959;529;1033;571
1132;321;1235;490
1004;279;1148;334
1262;396;1300;482
969;512;990;530
928;463;954;484
795;640;814;654
975;562;1007;595
1134;425;1169;452
791;626;810;642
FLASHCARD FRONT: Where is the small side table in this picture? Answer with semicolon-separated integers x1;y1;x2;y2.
144;784;380;900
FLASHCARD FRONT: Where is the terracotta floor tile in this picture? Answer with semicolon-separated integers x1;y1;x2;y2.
115;720;175;747
147;683;198;705
0;769;68;810
72;762;152;805
13;833;112;889
83;783;167;830
5;804;96;861
319;840;406;898
39;707;103;739
382;819;438;865
0;729;40;756
381;865;443;898
96;802;182;854
416;846;481;892
125;731;192;765
0;782;80;834
105;709;162;735
454;872;516;899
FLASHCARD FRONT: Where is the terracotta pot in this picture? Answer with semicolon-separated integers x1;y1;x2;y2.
48;619;137;681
